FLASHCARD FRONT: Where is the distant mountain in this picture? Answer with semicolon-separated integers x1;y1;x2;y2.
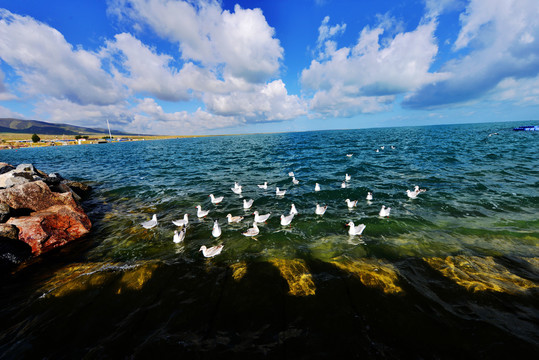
0;118;135;136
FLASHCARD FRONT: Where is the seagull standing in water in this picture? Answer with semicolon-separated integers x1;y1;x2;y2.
366;192;373;201
345;199;358;208
315;204;327;215
258;182;268;189
196;205;210;218
226;214;244;223
379;205;391;217
346;221;366;236
141;214;158;229
231;185;242;195
253;211;271;223
341;181;346;189
172;214;189;227
290;204;298;215
280;213;294;226
242;222;260;237
345;173;351;182
315;183;321;192
406;189;419;199
209;194;224;204
276;187;287;196
292;177;299;185
173;228;186;243
243;198;254;209
212;220;222;238
199;244;224;258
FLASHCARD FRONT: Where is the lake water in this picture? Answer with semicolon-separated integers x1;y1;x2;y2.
1;122;538;358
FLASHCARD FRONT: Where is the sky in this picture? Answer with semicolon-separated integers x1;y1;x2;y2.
0;0;538;135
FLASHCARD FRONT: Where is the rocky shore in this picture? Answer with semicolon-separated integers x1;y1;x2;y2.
0;163;92;270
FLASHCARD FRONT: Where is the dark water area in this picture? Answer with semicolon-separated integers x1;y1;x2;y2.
0;121;538;358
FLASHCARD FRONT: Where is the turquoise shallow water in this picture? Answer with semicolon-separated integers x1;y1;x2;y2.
0;122;538;358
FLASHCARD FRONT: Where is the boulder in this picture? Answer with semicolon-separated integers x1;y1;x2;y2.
0;180;81;213
0;202;10;223
63;180;92;199
0;223;18;240
0;163;15;175
7;205;91;255
0;224;30;271
4;172;34;188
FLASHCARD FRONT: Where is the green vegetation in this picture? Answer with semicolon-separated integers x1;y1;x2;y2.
31;133;40;143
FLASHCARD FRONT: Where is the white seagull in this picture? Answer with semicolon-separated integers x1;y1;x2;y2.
346;154;353;157
242;222;260;237
379;205;391;217
243;198;254;209
341;181;346;189
196;205;210;218
366;192;373;201
209;194;224;204
315;204;327;215
288;171;295;177
172;214;189;227
315;183;321;192
173;228;186;243
276;187;287;196
258;182;268;189
406;189;419;199
141;214;158;229
199;244;223;258
231;186;242;195
346;221;366;236
345;199;358;208
290;203;298;215
212;220;222;238
414;185;427;193
226;213;244;223
380;146;385;150
280;213;294;226
253;211;271;223
345;173;351;182
292;177;299;185
233;182;241;190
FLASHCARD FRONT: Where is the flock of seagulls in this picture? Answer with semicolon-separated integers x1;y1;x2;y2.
140;160;427;258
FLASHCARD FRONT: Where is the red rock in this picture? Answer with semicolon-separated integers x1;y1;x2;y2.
0;180;81;213
7;205;91;255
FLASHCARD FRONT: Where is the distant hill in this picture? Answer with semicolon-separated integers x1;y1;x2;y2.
0;118;134;136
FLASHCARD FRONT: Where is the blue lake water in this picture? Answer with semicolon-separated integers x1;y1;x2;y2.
1;121;538;358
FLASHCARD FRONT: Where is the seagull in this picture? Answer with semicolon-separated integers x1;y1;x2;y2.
315;183;321;192
231;186;242;195
196;205;210;218
290;203;298;215
414;185;427;193
345;199;358;208
292;177;299;185
199;244;224;258
345;173;351;181
141;214;158;229
226;213;244;223
173;228;186;243
233;182;241;190
258;182;268;189
280;213;294;226
315;204;327;215
380;146;385;150
346;221;366;236
253;211;271;223
172;214;189;227
242;222;259;237
375;149;379;153
366;192;373;201
379;205;391;217
243;198;254;209
346;154;353;157
288;171;295;177
276;187;286;196
212;220;222;238
209;194;224;204
406;189;419;199
391;145;396;149
341;181;346;188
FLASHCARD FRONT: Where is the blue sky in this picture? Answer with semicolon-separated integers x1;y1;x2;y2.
0;0;538;135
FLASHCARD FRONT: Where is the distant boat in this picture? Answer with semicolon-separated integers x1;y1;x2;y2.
513;125;539;131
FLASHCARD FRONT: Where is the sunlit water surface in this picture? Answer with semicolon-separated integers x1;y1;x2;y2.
1;122;538;358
